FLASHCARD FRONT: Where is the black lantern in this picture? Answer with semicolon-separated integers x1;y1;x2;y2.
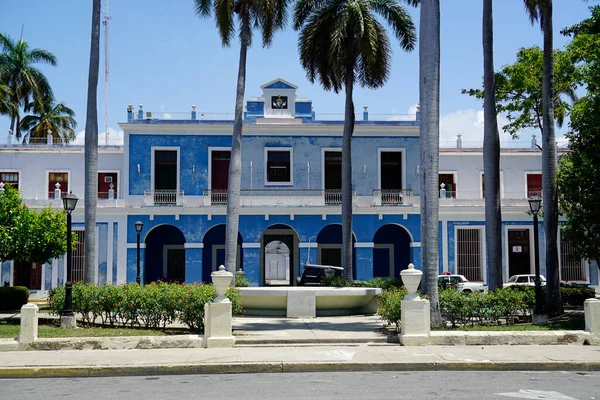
135;220;143;284
528;195;544;317
62;191;78;321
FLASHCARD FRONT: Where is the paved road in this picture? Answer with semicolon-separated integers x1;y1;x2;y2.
3;371;599;399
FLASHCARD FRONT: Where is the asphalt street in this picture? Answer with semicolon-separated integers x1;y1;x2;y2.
2;371;600;399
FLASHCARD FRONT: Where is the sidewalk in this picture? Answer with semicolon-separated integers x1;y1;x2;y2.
1;345;600;378
1;314;600;377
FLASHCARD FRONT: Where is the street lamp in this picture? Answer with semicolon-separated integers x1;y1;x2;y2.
528;195;544;318
62;191;78;326
135;220;143;284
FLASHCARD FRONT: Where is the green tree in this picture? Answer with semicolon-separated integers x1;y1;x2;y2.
20;94;77;144
194;0;291;281
0;185;72;265
0;33;57;139
419;0;443;327
462;47;579;138
482;0;502;291
294;0;418;281
557;6;600;270
84;0;101;284
0;82;12;116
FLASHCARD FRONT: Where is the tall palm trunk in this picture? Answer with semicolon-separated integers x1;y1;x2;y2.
342;62;355;282
483;0;502;291
224;11;250;283
542;0;561;316
84;0;101;284
419;0;442;327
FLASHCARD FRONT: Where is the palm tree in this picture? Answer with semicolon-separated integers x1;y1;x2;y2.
0;33;56;139
0;82;12;116
84;0;101;284
419;0;442;327
20;95;77;144
294;0;418;281
194;0;291;281
523;0;562;316
483;0;502;291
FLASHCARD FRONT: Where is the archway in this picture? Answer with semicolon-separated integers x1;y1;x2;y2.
202;224;243;283
144;225;186;283
261;224;299;286
373;224;412;278
316;224;356;279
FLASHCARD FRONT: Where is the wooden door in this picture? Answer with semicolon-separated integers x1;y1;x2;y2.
324;151;342;204
211;151;230;204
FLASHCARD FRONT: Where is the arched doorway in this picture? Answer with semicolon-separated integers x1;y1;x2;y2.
202;224;243;283
144;225;186;283
261;224;299;286
316;224;356;279
373;224;412;278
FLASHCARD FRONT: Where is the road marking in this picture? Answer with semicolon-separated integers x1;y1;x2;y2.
496;389;577;399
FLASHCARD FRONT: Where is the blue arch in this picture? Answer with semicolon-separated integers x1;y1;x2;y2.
316;224;356;279
202;224;243;282
144;225;185;283
373;224;412;278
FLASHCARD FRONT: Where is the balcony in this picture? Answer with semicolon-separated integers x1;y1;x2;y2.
372;189;414;206
439;191;544;207
202;189;355;207
143;190;185;206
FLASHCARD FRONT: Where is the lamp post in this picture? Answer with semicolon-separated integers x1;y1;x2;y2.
61;191;78;327
135;220;143;284
528;195;544;318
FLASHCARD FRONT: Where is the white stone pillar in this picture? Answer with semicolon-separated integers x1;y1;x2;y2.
54;182;61;199
584;298;600;334
19;303;39;344
399;263;430;345
203;265;235;348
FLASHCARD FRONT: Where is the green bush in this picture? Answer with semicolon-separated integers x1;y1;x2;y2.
321;276;405;289
235;274;250;287
0;286;29;310
561;286;597;307
47;282;242;333
377;286;407;331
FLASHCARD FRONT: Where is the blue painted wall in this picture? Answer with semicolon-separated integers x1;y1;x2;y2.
129;135;420;196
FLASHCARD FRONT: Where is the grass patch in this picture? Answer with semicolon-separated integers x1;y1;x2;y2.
0;320;189;339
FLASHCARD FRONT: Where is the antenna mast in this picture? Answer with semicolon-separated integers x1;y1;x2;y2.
102;0;111;145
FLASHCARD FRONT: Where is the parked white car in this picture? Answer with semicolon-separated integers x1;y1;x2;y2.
503;274;546;287
438;274;487;294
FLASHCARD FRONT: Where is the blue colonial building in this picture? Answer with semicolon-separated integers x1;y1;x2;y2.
0;78;597;293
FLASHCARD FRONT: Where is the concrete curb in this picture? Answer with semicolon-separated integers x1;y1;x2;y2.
1;361;600;379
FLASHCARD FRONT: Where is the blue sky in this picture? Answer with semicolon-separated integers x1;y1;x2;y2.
0;0;593;144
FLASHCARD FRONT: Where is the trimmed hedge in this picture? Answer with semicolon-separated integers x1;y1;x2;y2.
560;286;597;307
0;286;29;310
48;282;242;333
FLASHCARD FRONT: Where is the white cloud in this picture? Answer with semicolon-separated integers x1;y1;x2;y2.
439;108;536;148
387;103;419;121
75;127;124;146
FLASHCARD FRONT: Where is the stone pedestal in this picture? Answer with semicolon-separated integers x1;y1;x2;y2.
20;303;39;344
399;263;431;346
60;315;77;328
287;289;316;318
584;298;600;334
400;299;430;346
203;265;235;348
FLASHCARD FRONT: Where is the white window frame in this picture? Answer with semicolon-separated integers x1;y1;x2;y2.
98;170;120;199
212;244;241;271
504;225;535;280
0;169;21;189
151;147;180;192
264;147;294;186
438;171;458;197
46;170;70;199
377;148;406;191
524;171;542;199
321;147;342;190
479;170;504;199
208;146;231;190
454;226;487;283
558;228;589;283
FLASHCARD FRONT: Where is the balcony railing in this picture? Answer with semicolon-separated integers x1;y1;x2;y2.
98;191;118;200
202;189;355;207
143;190;185;206
372;189;414;206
